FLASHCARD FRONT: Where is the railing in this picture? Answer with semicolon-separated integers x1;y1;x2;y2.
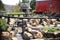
0;14;59;24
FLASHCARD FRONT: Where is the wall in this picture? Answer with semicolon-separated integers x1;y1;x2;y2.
36;0;60;13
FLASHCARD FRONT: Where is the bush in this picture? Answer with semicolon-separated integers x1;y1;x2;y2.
0;18;7;31
43;27;58;32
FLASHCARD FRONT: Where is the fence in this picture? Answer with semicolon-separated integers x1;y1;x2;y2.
0;13;59;24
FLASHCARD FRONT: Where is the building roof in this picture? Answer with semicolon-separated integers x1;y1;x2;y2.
21;3;31;9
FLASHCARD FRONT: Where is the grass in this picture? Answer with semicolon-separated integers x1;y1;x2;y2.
7;12;25;15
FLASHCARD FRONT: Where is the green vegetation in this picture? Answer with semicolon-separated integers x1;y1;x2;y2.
7;12;25;15
43;27;58;32
0;0;5;11
30;0;36;10
6;12;25;17
0;18;7;31
23;0;29;3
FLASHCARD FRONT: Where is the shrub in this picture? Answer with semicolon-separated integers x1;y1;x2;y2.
0;18;7;31
43;27;58;32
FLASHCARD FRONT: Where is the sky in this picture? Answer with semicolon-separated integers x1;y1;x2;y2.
1;0;48;5
1;0;22;5
2;0;32;5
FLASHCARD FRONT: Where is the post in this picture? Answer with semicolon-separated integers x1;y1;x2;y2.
7;15;10;24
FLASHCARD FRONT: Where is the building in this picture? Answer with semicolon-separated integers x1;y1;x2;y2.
36;0;60;13
21;0;31;14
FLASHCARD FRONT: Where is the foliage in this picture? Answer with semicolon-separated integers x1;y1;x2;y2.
0;18;7;31
43;27;58;32
23;0;29;3
0;0;5;11
30;0;36;10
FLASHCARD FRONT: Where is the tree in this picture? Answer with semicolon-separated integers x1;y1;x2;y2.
0;0;5;11
22;0;29;3
12;1;21;12
30;0;36;10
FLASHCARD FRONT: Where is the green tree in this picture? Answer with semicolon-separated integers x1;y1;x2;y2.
23;0;29;3
0;0;5;11
30;0;36;10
